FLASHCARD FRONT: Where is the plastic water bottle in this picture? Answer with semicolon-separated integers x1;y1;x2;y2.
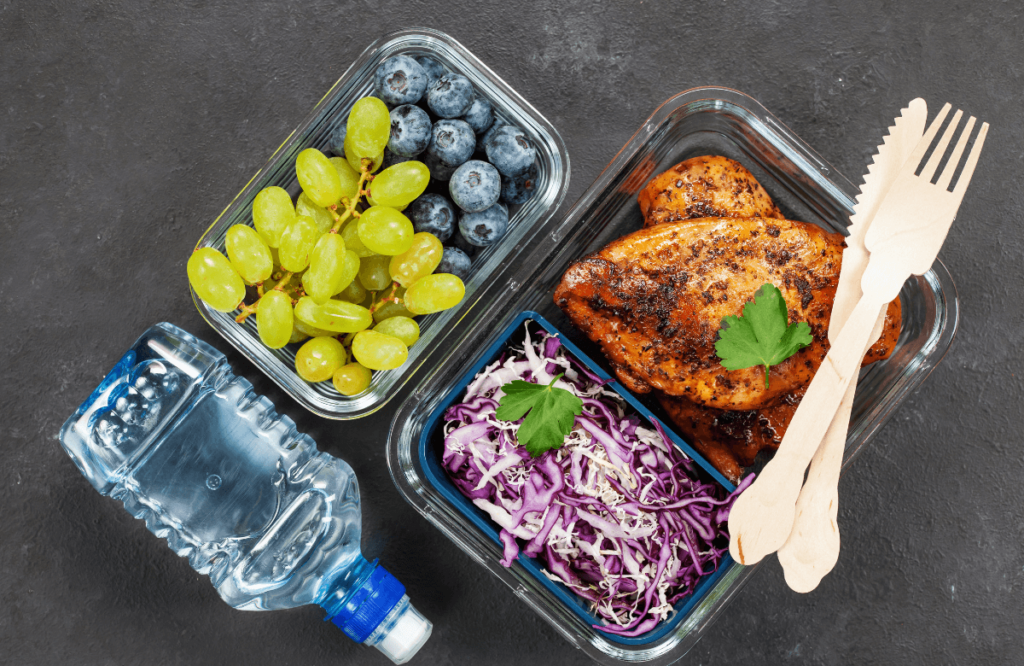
59;322;431;664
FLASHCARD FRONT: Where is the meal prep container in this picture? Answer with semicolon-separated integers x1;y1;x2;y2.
191;28;569;419
387;87;959;664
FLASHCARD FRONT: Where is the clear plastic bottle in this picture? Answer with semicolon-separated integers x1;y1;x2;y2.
59;322;431;664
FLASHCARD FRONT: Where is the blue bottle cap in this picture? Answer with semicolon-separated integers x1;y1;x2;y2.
329;564;406;643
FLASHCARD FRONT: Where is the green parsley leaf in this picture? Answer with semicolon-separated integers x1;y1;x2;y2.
496;373;583;457
714;283;813;389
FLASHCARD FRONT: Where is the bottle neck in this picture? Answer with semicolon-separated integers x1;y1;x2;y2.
318;554;376;619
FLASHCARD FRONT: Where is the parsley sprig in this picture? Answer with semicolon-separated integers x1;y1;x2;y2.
496;374;583;457
714;283;812;389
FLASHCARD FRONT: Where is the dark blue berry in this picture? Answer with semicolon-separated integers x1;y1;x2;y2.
422;150;457;182
436;246;472;282
426;119;475;168
476;118;507;154
484;125;536;177
449;229;478;257
374;56;428;106
416;56;447;89
462;96;494;135
459;202;508;246
406;193;456;242
500;162;539;205
328;122;347;157
449;160;501;213
388;104;431;157
427;73;475;118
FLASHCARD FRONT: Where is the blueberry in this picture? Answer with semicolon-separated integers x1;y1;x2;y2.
449;160;501;213
437;246;472;282
382;148;411;169
406;193;456;242
462;96;494;135
422;150;458;181
374;55;428;106
484;125;536;177
416;56;447;89
501;162;539;205
328;122;347;157
426;118;475;168
427;73;475;118
449;229;478;257
388;104;431;157
476;118;507;154
459;202;509;246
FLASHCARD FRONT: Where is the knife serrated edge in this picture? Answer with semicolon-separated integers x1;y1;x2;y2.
829;99;928;342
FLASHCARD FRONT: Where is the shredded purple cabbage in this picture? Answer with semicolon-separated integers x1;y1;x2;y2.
443;323;753;636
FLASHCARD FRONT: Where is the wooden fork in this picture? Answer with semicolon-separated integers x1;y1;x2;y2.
728;103;989;566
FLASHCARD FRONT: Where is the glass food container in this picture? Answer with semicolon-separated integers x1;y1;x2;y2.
386;87;959;664
191;28;570;419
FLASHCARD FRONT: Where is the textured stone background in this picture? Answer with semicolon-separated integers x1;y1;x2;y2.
2;2;1022;664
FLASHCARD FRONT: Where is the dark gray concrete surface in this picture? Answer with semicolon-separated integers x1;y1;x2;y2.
2;2;1023;664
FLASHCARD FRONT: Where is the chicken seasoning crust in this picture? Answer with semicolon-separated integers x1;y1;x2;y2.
554;155;902;482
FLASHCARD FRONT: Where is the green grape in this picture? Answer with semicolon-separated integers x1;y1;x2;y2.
389;232;443;288
332;363;372;396
366;194;407;212
369;161;430;208
342;218;376;257
336;278;367;303
351;330;408;370
345;97;390;166
345;147;384;175
256;290;294;349
333;250;361;296
329;157;362;202
294;296;372;333
358;206;414;256
225;224;273;285
305;233;348;304
252;186;295;248
296;148;342;208
289;324;309;345
295;336;347;382
188;247;246;312
294;316;335;338
278;215;321;272
358;254;392;291
372;298;414;324
374;316;419;347
404;273;466;315
296;192;334;234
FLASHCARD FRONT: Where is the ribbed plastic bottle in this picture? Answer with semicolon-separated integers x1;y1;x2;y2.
59;323;431;664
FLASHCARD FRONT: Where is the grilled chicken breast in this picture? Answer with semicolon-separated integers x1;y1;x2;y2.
638;155;782;226
554;216;844;410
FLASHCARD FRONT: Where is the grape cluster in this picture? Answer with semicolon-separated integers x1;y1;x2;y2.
370;55;540;279
188;95;467;397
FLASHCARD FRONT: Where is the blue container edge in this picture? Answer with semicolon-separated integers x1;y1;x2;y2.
417;310;739;647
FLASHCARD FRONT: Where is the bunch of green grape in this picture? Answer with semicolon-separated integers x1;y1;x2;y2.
188;96;466;396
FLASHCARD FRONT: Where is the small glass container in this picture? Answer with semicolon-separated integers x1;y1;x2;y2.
386;87;958;664
191;28;570;419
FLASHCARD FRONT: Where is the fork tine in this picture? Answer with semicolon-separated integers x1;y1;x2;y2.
952;121;989;200
936;116;976;190
906;103;952;175
920;109;963;182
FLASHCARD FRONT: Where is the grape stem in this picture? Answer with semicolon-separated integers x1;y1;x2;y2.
328;160;375;234
369;281;402;314
235;271;293;324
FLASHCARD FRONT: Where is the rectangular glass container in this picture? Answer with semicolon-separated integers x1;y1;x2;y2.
387;87;959;664
191;28;570;419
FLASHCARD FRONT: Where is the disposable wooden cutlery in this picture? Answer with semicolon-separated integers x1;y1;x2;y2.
728;102;989;567
776;99;927;592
